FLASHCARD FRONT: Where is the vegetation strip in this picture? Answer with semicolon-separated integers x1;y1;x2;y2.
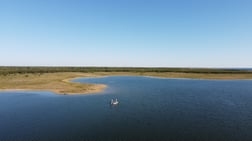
0;67;252;95
0;67;251;75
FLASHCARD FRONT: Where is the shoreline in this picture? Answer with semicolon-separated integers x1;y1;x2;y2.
0;85;107;95
1;72;252;95
142;75;252;81
0;72;108;95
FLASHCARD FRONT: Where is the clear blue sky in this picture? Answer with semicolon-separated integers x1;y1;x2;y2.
0;0;251;67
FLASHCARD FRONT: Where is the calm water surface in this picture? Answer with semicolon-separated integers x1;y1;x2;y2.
0;76;252;141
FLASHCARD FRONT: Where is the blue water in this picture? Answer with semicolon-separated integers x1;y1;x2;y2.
0;76;252;141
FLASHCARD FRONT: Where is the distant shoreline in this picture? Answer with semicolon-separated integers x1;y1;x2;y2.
1;71;252;95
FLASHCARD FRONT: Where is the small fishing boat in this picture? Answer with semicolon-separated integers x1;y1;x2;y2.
111;99;119;105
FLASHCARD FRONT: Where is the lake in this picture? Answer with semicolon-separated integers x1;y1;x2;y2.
0;76;252;141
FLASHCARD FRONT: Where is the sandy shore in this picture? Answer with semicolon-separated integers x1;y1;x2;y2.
1;72;252;95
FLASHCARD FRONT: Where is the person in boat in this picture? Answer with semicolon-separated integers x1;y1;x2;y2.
111;98;119;105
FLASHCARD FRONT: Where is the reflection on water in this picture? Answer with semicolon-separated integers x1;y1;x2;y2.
0;76;252;141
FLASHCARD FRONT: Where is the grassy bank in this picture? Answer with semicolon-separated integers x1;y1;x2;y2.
0;72;106;94
0;67;252;94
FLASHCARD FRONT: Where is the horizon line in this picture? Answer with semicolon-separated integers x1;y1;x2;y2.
0;66;251;69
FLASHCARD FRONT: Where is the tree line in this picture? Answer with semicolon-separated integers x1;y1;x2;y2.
0;67;251;75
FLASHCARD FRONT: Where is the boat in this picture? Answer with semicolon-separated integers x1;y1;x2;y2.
111;99;119;105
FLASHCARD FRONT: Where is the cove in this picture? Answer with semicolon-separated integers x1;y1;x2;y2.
0;76;252;141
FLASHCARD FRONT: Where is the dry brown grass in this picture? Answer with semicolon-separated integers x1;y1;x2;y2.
0;72;106;94
136;72;252;80
85;72;252;80
0;72;252;95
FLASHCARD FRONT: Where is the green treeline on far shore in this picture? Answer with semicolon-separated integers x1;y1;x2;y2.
0;67;251;75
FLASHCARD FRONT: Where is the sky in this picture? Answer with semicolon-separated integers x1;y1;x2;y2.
0;0;251;67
